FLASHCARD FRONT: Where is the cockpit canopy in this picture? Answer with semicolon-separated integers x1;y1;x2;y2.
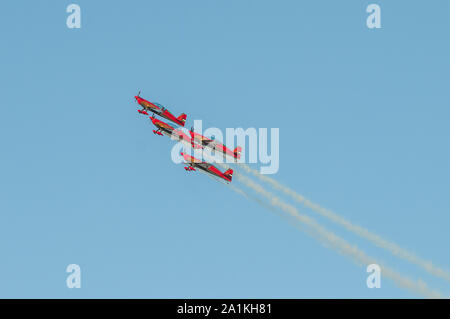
153;102;166;109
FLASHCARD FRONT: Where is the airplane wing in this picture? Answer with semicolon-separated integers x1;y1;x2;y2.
194;162;213;170
185;159;214;173
194;136;218;148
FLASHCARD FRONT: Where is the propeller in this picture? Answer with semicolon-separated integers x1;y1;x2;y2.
134;90;141;103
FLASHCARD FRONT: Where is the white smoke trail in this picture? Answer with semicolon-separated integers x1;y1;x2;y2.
227;183;305;227
228;184;277;213
229;171;443;298
237;163;450;283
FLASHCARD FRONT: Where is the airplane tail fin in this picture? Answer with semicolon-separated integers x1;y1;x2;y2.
177;113;187;126
223;168;233;181
233;146;242;159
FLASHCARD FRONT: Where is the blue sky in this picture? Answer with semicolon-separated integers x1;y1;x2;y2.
0;0;449;298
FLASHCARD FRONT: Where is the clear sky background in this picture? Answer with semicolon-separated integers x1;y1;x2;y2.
0;0;449;298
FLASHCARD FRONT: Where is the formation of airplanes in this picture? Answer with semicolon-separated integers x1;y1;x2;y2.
134;92;241;183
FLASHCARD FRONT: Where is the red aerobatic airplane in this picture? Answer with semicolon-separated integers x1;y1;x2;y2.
189;129;242;160
181;152;234;183
150;116;202;149
134;92;187;127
